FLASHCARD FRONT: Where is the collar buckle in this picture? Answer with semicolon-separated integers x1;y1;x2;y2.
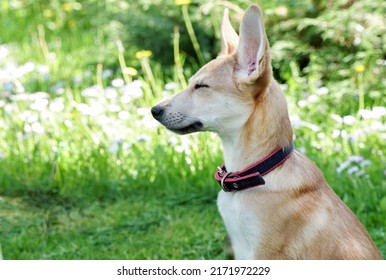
214;144;294;192
220;172;230;192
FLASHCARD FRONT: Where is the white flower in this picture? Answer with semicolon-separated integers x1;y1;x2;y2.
81;85;101;98
30;92;49;100
4;103;15;114
332;129;341;138
105;87;118;99
353;37;361;46
360;107;386;119
120;95;131;104
20;111;38;123
30;98;49;111
347;155;364;163
168;137;178;145
118;111;131;120
31;122;45;134
330;114;343;123
137;107;148;116
317;132;326;139
358;109;373;119
360;160;371;167
111;78;125;88
185;156;192;164
373;107;386;118
343;115;356;125
49;98;65;112
108;104;121;112
64;120;73;128
337;161;350;173
297;100;308;108
290;114;302;128
354;23;365;33
11;93;28;101
164;82;178;91
76;103;91;115
25;122;45;134
137;115;159;129
316;87;329;96
88;101;105;116
121;80;143;99
0;45;9;59
307;95;319;103
175;146;184;153
20;62;35;75
36;65;50;77
108;142;120;154
355;170;366;177
50;81;65;94
137;134;150;142
347;166;359;175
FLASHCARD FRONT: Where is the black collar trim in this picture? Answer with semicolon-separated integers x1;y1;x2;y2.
214;143;294;192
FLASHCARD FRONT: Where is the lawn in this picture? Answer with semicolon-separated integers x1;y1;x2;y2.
0;0;385;259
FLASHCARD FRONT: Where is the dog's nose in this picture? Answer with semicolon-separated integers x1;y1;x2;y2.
151;105;164;120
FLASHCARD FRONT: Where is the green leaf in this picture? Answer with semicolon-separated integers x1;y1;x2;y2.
380;196;386;212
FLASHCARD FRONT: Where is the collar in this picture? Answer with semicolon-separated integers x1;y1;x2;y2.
214;143;294;192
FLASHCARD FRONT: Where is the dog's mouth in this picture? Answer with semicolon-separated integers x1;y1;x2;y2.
169;121;203;135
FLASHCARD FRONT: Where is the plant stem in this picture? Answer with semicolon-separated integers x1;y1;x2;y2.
0;242;3;260
96;63;104;92
181;5;205;65
37;24;49;62
357;73;364;114
173;25;187;88
140;58;157;97
116;40;132;84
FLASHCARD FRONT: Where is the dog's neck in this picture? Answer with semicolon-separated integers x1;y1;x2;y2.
219;80;293;173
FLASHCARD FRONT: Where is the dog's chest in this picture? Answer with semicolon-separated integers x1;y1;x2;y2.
217;191;261;259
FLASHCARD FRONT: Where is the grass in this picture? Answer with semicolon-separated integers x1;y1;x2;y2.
0;0;385;259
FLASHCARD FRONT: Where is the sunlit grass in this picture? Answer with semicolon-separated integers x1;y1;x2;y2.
0;0;385;259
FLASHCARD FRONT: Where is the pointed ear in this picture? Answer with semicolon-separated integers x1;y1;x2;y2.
235;5;268;85
220;8;239;55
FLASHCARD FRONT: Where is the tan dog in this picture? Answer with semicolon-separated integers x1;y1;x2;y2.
151;5;382;259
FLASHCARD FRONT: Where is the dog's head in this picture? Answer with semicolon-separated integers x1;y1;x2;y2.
151;5;272;137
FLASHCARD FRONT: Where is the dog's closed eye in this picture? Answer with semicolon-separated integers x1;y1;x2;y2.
194;84;209;90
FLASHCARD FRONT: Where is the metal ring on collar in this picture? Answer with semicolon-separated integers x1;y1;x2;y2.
220;172;231;192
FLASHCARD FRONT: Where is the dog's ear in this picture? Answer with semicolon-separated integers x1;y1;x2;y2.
235;5;267;85
220;8;239;55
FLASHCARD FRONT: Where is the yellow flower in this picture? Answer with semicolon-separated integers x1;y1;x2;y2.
123;67;138;76
62;3;72;12
135;50;152;59
354;64;365;73
175;0;192;6
43;9;54;18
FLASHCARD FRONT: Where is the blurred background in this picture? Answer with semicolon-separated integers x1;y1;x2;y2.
0;0;385;259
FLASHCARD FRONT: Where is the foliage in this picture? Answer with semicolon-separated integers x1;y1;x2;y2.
0;0;385;259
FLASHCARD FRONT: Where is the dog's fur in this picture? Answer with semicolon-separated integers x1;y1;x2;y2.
151;5;382;259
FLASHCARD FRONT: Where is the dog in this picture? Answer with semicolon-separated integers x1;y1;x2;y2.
151;4;382;259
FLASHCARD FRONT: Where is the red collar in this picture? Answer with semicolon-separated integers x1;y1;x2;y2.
214;144;294;192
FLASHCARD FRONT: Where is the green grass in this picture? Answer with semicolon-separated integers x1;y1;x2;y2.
0;189;224;259
0;0;385;259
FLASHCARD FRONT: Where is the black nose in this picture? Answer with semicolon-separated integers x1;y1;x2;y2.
151;105;164;120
